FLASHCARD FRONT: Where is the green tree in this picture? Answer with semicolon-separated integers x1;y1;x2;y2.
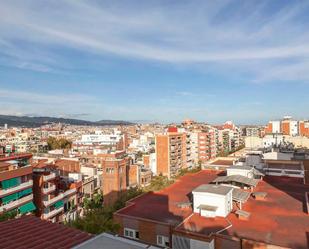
0;210;17;222
47;137;72;150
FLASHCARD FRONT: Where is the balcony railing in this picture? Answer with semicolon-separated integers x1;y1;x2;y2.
42;185;56;195
42;173;56;182
0;194;33;213
0;180;33;198
63;189;76;197
43;194;63;207
42;207;64;220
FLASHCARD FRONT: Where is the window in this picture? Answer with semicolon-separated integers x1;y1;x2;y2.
157;235;170;247
105;168;114;174
124;228;139;240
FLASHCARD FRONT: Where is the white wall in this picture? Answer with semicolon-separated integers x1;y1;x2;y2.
227;168;253;178
290;121;298;136
149;153;157;175
193;191;232;217
81;166;97;177
263;152;293;160
271;121;281;133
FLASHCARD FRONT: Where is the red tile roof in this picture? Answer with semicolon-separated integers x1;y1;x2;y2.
116;170;309;248
176;176;309;248
115;170;221;225
0;215;93;249
0;153;33;162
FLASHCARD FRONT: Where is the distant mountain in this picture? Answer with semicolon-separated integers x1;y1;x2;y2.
0;115;133;128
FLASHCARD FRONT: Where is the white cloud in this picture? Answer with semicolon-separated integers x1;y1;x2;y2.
0;0;309;81
0;88;103;120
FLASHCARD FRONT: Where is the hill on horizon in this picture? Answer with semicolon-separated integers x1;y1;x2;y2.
0;115;133;128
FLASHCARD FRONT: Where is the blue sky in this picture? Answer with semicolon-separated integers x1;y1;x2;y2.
0;0;309;124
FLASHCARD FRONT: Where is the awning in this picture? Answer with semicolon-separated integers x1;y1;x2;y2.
2;193;19;204
1;178;20;189
19;202;36;214
212;175;259;187
197;204;218;211
54;200;64;209
232;189;251;203
18;188;33;198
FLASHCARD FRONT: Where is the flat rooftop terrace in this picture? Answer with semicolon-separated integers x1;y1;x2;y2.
177;175;309;249
116;170;221;225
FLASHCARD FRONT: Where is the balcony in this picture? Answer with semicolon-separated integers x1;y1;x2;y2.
42;185;56;195
63;189;76;198
43;194;64;207
42;207;64;220
43;173;56;182
0;180;33;198
0;194;33;213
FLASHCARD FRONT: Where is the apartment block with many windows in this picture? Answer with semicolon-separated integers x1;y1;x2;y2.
155;127;187;179
0;153;35;217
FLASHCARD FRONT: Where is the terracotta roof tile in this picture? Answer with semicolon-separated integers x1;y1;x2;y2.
0;216;93;249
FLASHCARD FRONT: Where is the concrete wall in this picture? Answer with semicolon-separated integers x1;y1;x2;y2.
193;191;232;217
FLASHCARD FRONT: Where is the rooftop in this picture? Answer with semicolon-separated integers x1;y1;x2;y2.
192;184;233;196
116;170;309;248
115;170;220;225
0;215;93;249
228;165;253;170
74;233;160;249
177;175;309;249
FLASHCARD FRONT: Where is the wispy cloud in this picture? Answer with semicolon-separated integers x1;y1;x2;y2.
0;0;309;81
0;88;103;120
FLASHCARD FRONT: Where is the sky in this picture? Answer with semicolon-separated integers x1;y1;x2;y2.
0;0;309;124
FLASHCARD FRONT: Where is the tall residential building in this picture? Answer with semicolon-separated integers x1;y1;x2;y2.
265;117;299;136
32;161;79;223
265;121;281;134
216;121;241;153
245;127;260;137
155;127;187;179
281;116;298;136
0;153;35;217
101;150;129;206
197;129;217;163
299;120;309;137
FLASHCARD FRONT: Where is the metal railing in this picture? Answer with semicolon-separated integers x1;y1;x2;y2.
42;185;56;195
0;194;33;213
43;194;63;207
42;173;56;182
0;180;33;197
42;207;64;220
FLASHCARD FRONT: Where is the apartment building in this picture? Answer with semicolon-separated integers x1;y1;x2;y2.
32;161;80;223
0;153;35;217
155;127;187;179
197;129;217;163
264;117;303;136
299;120;309;137
101;150;130;206
216;122;241;153
245;127;260;137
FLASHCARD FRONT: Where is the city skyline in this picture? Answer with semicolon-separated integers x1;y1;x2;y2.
1;0;309;123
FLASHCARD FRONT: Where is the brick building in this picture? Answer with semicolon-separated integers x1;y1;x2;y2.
299;120;309;137
0;153;35;218
155;127;187;179
101;150;130;206
32;161;80;223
